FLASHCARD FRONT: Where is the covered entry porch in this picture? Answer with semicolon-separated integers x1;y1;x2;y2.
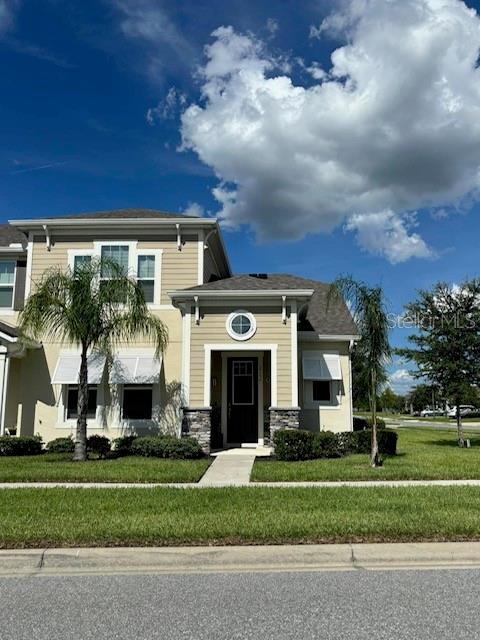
208;346;273;449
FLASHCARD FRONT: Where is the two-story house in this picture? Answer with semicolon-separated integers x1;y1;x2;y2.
0;209;358;452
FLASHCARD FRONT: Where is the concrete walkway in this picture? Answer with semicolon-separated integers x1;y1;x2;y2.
198;450;257;486
2;479;480;489
2;542;480;577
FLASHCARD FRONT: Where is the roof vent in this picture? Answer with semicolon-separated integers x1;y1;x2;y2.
249;273;268;279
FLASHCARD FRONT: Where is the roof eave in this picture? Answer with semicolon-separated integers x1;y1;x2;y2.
170;289;315;300
9;217;219;230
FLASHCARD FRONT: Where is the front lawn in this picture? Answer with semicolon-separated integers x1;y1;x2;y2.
0;454;211;483
252;427;480;482
1;486;480;547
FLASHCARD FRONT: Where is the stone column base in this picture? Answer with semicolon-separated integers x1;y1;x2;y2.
269;407;301;449
182;407;212;454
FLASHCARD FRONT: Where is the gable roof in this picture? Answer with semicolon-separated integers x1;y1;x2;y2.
40;208;196;220
174;274;358;337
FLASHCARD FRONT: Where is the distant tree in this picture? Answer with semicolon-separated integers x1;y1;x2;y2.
398;279;480;446
329;277;391;467
351;344;373;410
379;387;404;414
406;384;441;413
20;258;168;461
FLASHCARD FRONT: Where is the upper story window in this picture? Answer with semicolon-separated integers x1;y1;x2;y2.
0;261;15;308
226;310;257;341
100;245;129;277
73;255;92;271
137;255;155;303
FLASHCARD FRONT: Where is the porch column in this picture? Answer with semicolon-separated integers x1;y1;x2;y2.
0;347;8;436
268;408;300;448
182;407;211;454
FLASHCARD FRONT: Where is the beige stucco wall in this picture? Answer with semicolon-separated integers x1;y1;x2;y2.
298;340;352;433
188;304;293;408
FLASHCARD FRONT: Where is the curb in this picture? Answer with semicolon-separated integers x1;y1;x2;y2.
1;543;480;577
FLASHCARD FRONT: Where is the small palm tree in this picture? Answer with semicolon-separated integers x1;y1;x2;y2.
20;258;168;461
328;276;391;467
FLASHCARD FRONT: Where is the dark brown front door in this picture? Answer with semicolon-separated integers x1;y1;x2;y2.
227;357;258;443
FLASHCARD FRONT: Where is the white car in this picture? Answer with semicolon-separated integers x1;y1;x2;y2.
420;408;444;417
447;405;475;418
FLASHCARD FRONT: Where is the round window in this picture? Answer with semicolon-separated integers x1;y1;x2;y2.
226;311;256;341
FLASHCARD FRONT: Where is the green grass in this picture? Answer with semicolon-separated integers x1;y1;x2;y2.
252;427;480;482
356;412;480;423
1;486;480;547
0;454;211;483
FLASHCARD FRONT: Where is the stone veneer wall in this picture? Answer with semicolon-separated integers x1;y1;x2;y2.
269;408;300;448
182;408;211;454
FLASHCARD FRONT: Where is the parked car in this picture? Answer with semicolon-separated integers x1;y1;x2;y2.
447;405;475;418
420;408;444;417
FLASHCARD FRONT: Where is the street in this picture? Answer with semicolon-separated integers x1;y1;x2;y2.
1;567;479;639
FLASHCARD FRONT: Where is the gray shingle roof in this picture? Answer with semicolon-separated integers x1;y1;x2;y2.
0;224;27;248
42;208;196;220
184;274;358;336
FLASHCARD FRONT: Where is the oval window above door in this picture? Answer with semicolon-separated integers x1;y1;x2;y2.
226;310;257;341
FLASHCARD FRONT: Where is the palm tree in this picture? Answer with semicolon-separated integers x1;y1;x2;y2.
20;258;168;461
328;276;391;467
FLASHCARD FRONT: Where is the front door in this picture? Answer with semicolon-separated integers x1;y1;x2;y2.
227;357;258;443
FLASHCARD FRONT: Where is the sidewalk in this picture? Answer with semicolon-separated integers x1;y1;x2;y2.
2;542;480;577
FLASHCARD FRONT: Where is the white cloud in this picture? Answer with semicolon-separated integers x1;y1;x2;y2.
266;18;279;36
183;202;204;217
112;0;195;81
388;368;415;394
180;2;480;261
345;210;433;263
147;87;186;124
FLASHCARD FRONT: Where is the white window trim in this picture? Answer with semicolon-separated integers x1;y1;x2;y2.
135;249;163;306
301;349;342;410
119;383;159;425
93;240;138;275
57;383;104;427
226;310;257;341
67;249;95;271
0;260;16;310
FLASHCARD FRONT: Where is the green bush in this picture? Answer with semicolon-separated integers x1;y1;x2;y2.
353;416;386;431
340;428;397;456
130;436;204;459
46;437;74;453
86;435;111;458
312;431;343;459
0;436;43;456
112;435;136;457
273;429;315;461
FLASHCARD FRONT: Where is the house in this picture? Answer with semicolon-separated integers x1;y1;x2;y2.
0;209;358;452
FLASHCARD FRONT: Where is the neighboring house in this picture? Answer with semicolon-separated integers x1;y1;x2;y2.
0;209;358;452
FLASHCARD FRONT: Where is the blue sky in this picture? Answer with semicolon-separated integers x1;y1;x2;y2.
2;0;480;393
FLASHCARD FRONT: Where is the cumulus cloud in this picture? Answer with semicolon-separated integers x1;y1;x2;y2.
180;1;480;261
345;210;433;263
183;202;204;217
388;368;415;394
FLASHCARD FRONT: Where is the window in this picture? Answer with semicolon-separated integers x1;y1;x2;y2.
226;310;256;341
73;255;91;271
232;360;254;405
122;386;153;420
137;255;155;303
0;261;15;308
100;245;129;277
312;380;331;403
66;386;97;419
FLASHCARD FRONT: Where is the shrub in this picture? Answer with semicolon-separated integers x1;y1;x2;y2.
112;435;136;457
273;429;315;461
46;437;74;454
0;436;43;456
87;435;111;458
353;416;386;431
131;436;204;459
312;431;343;459
339;428;397;456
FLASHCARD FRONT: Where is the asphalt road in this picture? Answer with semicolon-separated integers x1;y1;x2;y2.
1;568;479;639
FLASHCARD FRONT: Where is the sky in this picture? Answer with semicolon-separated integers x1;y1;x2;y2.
2;0;480;394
